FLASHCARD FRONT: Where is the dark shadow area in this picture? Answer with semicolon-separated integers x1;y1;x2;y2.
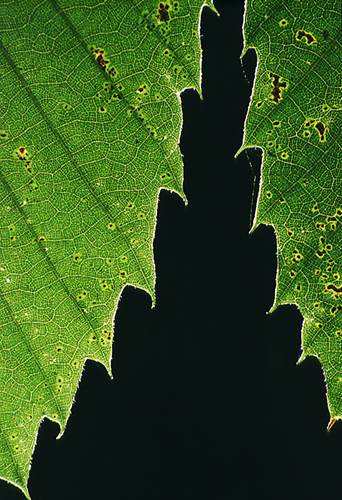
0;1;340;499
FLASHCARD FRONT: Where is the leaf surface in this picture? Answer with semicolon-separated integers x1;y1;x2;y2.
0;0;214;496
240;0;341;426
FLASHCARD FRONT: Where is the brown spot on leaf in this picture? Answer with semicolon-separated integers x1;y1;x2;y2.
16;146;28;160
94;48;108;70
316;249;326;258
269;73;287;103
157;3;170;22
304;118;328;141
304;118;315;127
296;30;317;45
315;121;327;141
325;283;342;296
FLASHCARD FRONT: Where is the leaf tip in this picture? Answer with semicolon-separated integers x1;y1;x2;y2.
100;354;114;381
234;143;246;159
266;303;277;315
4;477;31;500
55;420;66;441
202;0;219;16
327;416;339;432
22;485;31;500
296;351;306;365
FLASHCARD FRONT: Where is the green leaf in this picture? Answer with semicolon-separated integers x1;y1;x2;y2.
239;0;341;428
0;1;214;496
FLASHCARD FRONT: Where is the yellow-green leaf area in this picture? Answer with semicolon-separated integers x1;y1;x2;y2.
0;0;214;497
240;0;341;426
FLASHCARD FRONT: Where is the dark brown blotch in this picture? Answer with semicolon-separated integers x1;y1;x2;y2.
315;121;327;141
296;30;317;45
269;73;287;103
326;284;342;294
157;3;170;22
94;48;108;70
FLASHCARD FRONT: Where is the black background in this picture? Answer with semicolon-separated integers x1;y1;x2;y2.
1;1;341;499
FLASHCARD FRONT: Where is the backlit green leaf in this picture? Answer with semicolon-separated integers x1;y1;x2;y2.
0;1;214;496
240;0;341;428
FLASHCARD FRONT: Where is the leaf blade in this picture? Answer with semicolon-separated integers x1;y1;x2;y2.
0;0;214;494
241;0;341;423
